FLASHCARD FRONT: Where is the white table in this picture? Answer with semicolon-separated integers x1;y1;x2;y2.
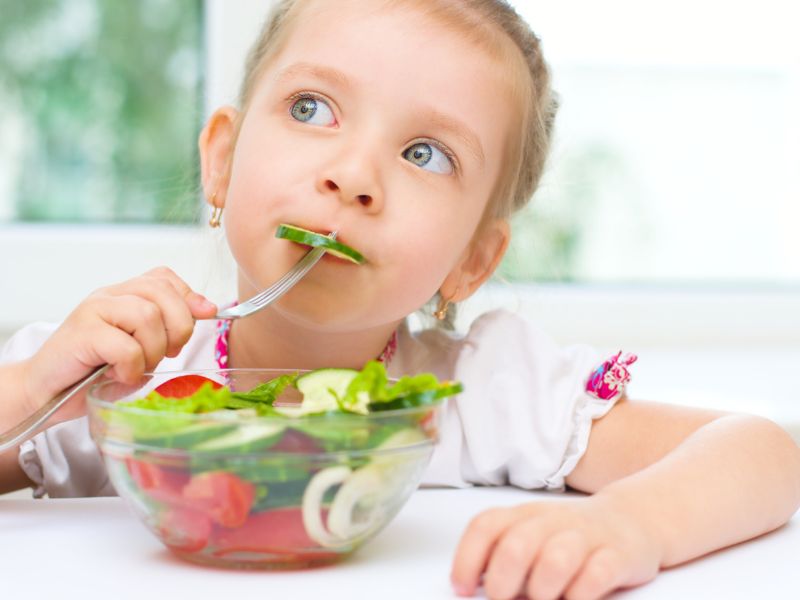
1;488;798;599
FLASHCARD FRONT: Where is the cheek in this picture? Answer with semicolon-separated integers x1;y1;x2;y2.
381;224;469;303
221;178;293;290
227;109;313;200
222;122;303;260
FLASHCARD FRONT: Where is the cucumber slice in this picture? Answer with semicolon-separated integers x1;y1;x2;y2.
135;422;236;449
281;368;360;416
275;368;359;417
191;423;286;453
275;224;365;264
367;382;464;412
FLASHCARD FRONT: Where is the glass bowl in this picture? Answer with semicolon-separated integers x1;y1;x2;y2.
87;369;441;569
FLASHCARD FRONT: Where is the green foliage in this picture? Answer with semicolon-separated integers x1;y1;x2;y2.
496;143;624;282
0;0;203;223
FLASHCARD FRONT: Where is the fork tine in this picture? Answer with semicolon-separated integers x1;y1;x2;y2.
247;248;325;305
254;256;318;306
248;246;325;307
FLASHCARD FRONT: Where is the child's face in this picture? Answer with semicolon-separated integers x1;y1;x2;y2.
205;0;515;331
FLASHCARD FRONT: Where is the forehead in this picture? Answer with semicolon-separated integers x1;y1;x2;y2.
260;0;522;161
278;0;518;89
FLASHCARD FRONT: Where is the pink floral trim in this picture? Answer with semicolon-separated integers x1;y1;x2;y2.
376;329;398;365
214;303;397;370
585;351;637;401
214;317;232;370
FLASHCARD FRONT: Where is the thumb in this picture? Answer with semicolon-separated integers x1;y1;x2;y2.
187;292;218;319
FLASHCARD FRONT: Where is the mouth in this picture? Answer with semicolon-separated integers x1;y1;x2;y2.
275;224;366;265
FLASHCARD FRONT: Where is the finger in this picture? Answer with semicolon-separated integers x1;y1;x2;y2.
451;507;520;597
45;324;147;425
482;517;548;600
105;277;196;357
142;266;217;319
94;296;168;373
526;529;589;600
564;546;627;600
86;324;147;385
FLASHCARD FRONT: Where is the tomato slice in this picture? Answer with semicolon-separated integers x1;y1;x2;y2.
158;507;212;553
182;471;256;528
154;374;222;398
126;457;190;505
211;507;337;559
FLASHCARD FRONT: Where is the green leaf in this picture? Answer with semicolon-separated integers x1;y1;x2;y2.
231;373;299;405
337;361;462;412
121;382;235;413
368;382;464;411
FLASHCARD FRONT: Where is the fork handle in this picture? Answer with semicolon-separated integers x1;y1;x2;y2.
0;364;111;453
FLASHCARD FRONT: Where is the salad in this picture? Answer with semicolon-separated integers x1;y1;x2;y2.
94;362;462;566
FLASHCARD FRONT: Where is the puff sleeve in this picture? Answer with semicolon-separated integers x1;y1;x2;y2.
421;310;626;491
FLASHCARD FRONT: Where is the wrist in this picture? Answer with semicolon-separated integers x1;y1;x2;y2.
590;483;672;567
18;359;41;416
0;359;39;434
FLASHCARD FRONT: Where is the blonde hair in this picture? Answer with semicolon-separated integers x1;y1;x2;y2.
238;0;557;222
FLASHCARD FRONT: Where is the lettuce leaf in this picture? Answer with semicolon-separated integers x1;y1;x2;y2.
231;373;298;405
123;382;236;413
336;360;462;413
118;363;461;420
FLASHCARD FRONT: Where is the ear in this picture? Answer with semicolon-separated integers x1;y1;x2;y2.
440;218;510;302
198;105;240;209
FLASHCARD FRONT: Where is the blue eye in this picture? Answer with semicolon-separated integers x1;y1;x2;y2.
290;95;336;126
403;142;454;175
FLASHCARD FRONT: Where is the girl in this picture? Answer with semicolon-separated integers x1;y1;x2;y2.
2;1;799;598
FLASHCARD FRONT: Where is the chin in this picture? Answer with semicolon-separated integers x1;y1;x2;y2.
272;292;363;331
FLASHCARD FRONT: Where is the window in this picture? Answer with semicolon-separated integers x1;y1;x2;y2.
0;0;203;223
1;0;797;350
500;0;800;286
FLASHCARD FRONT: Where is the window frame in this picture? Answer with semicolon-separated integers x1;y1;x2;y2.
1;0;797;349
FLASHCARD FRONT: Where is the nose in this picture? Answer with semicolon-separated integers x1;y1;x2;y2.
321;180;375;209
316;143;384;213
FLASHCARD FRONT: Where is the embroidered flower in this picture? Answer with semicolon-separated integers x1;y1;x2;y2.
586;351;637;401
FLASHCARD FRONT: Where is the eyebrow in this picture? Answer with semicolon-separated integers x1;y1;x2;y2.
274;62;485;167
273;62;354;91
419;107;485;168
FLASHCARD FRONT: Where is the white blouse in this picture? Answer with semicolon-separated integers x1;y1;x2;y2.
1;310;620;498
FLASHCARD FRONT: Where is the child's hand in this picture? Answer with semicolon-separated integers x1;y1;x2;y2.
450;495;662;600
22;267;217;422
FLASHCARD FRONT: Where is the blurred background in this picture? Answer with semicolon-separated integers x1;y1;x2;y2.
0;1;798;429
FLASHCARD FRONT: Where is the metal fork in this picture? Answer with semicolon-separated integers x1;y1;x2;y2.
0;233;335;453
214;232;334;320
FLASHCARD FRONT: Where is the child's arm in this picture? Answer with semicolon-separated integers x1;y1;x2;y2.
0;447;32;495
451;399;800;599
0;361;37;494
0;267;216;494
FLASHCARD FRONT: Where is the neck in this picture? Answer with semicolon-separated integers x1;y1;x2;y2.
227;306;401;371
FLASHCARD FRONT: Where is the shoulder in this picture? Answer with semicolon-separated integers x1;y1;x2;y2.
394;308;598;382
419;310;623;489
450;309;600;400
459;309;599;372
